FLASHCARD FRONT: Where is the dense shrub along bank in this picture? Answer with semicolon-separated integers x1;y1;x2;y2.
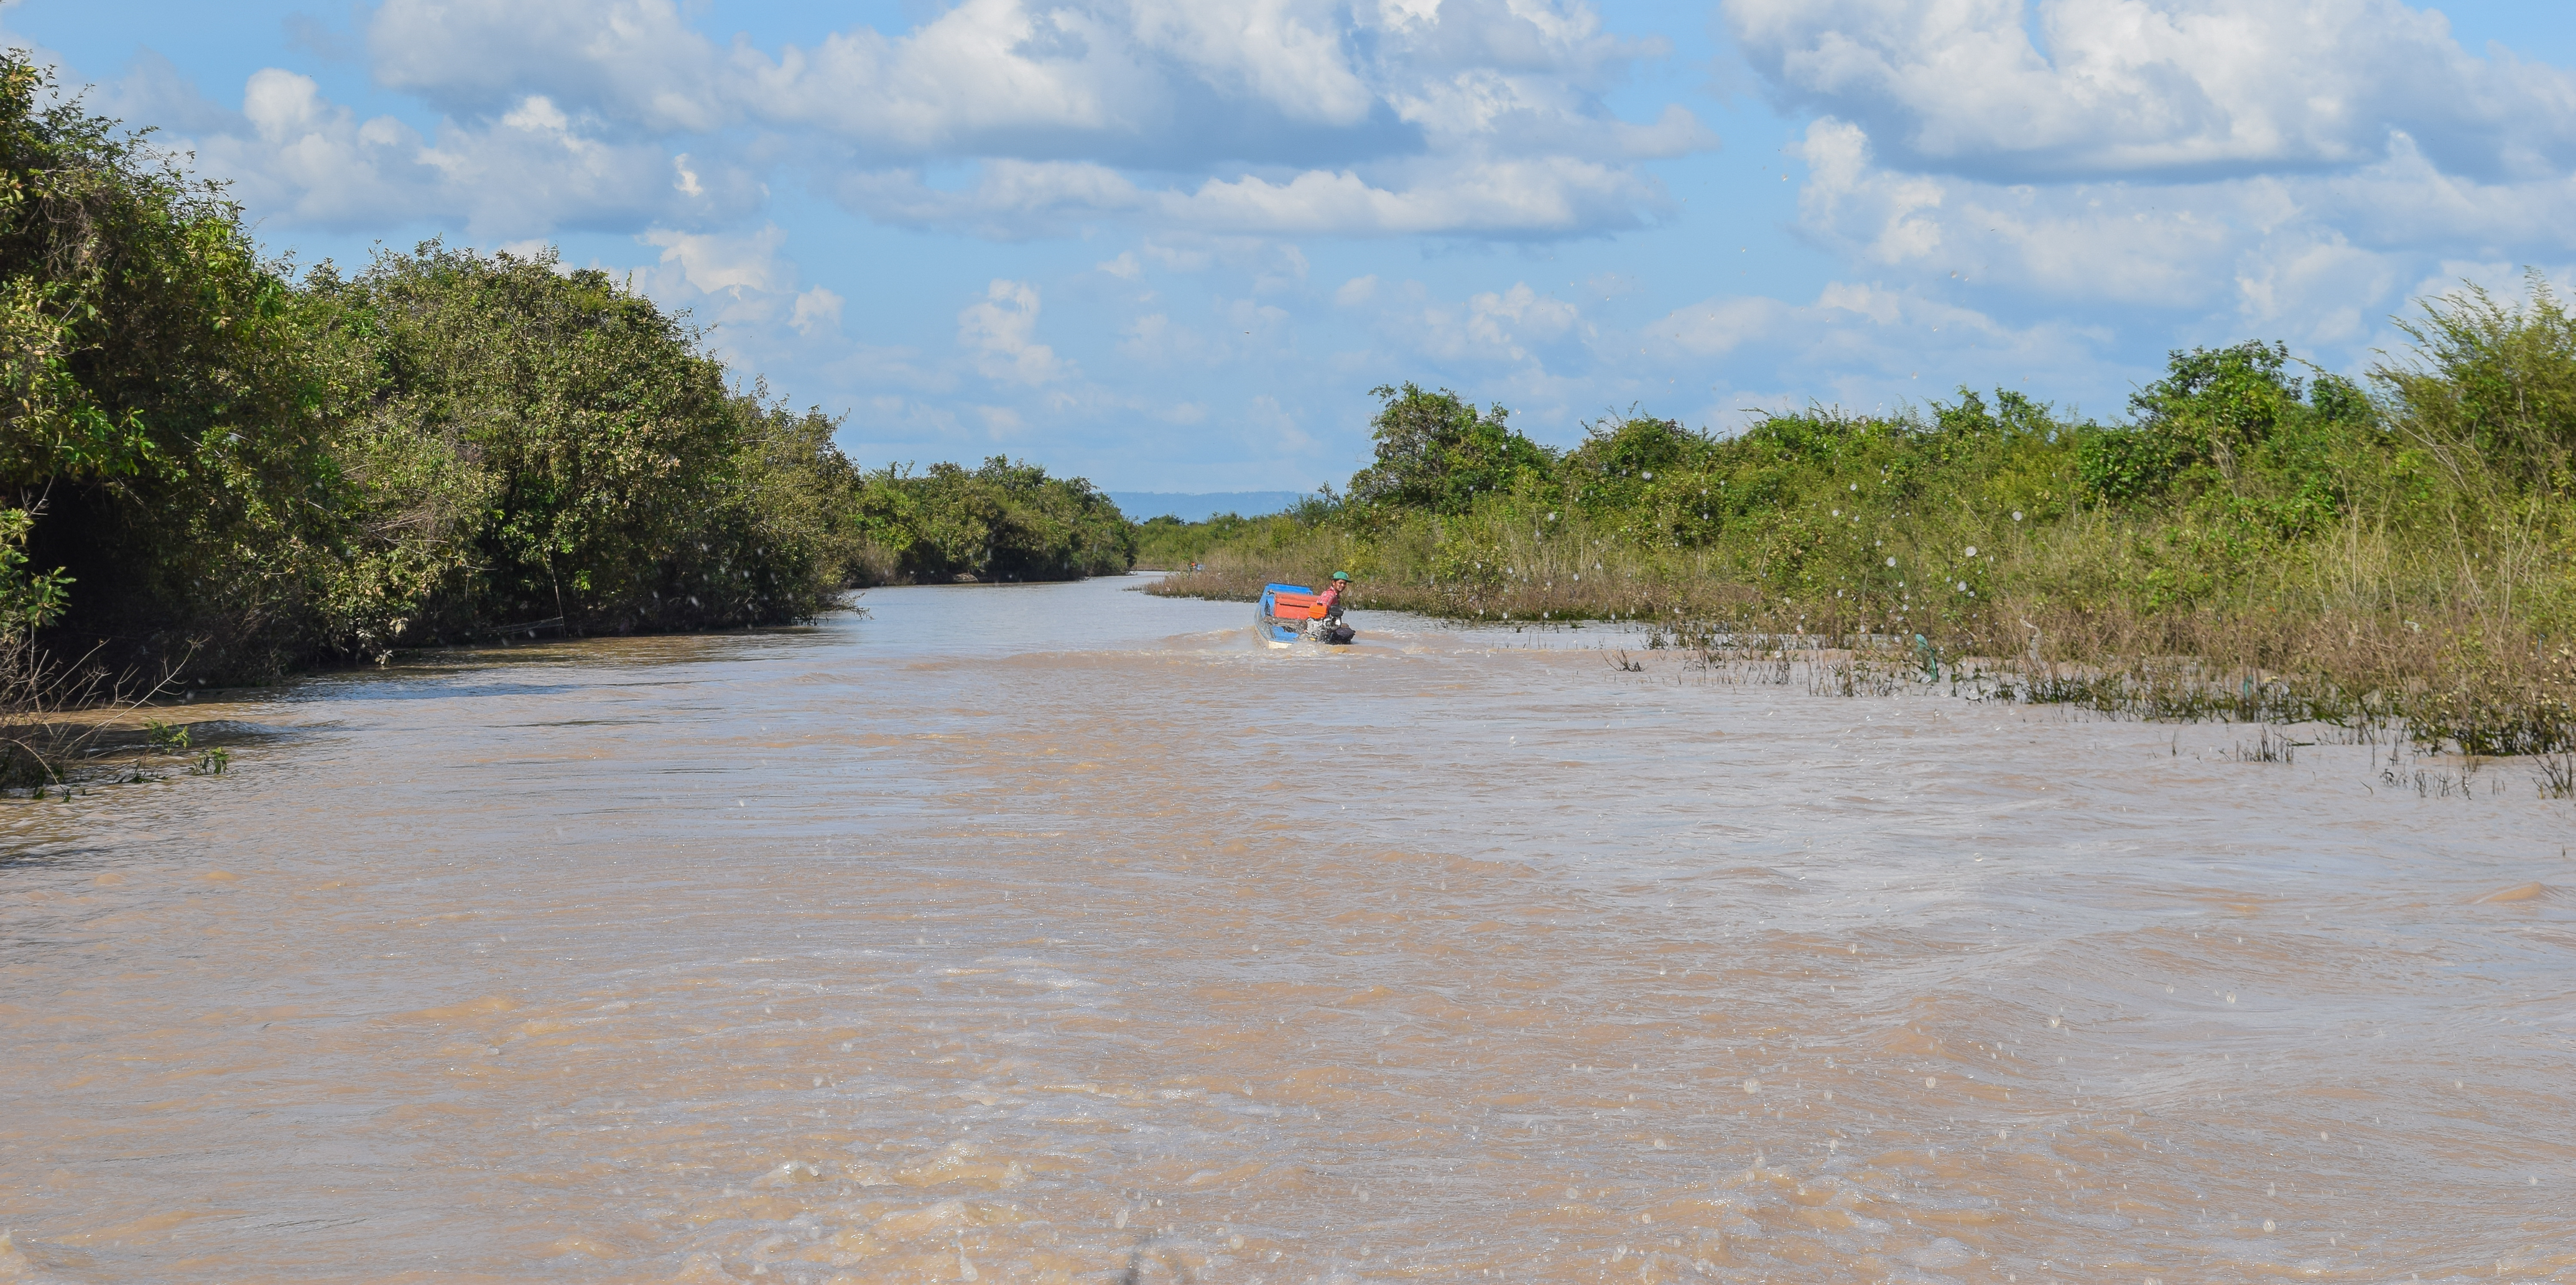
850;457;1136;585
0;55;1131;703
2;53;357;682
1151;313;2576;754
297;248;872;651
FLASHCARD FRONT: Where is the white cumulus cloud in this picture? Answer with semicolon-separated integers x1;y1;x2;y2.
641;224;792;295
1728;1;2576;358
332;0;1710;239
959;279;1072;384
1790;113;2576;339
1723;0;2576;182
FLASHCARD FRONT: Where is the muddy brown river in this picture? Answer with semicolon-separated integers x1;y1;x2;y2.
2;576;2570;1283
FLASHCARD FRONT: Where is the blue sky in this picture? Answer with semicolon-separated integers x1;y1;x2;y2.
19;0;2576;491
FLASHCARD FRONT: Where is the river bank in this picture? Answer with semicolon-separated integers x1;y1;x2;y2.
1151;549;2576;761
1141;322;2576;759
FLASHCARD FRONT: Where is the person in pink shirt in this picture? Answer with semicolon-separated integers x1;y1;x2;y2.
1311;571;1356;642
1315;571;1350;618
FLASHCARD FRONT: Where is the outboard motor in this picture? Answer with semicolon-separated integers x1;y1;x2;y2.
1307;617;1356;645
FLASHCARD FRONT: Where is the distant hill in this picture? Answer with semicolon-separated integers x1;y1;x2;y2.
1105;491;1307;522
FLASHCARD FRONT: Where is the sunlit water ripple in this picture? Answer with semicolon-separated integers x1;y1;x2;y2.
1;575;2569;1283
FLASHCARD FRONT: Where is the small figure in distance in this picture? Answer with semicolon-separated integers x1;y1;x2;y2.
1312;571;1356;644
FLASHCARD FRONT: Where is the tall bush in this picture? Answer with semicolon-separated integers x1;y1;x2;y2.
0;52;867;689
1;54;368;677
312;246;853;640
851;457;1134;583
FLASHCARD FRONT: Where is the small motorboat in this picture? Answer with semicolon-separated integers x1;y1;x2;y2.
1258;583;1355;646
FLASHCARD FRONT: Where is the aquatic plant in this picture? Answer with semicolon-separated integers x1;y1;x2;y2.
2232;726;2299;764
0;638;195;789
2533;751;2576;799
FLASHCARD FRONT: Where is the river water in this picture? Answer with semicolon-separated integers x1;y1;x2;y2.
1;576;2569;1283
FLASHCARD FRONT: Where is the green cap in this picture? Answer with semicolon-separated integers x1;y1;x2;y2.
1332;571;1350;580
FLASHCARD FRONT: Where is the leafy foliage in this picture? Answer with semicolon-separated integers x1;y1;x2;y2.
851;457;1134;583
308;246;856;641
1155;294;2576;753
2377;271;2576;489
0;506;67;641
0;53;366;675
0;52;899;692
1347;383;1552;515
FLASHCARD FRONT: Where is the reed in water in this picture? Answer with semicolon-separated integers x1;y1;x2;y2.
1147;284;2576;755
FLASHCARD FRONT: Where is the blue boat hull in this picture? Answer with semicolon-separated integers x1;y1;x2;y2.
1258;582;1313;644
1258;582;1352;645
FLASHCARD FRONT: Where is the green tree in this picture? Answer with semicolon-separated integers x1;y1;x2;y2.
317;244;852;637
1348;383;1554;514
0;52;365;677
851;457;1134;583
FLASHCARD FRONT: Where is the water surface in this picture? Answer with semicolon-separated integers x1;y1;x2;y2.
2;576;2570;1283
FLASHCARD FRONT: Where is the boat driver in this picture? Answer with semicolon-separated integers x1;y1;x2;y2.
1316;571;1351;621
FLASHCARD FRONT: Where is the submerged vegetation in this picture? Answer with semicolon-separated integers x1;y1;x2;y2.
0;55;1129;784
1153;306;2576;756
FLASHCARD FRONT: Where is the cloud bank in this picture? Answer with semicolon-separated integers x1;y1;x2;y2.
24;0;2576;489
1725;0;2576;345
113;0;1712;241
1723;0;2576;182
